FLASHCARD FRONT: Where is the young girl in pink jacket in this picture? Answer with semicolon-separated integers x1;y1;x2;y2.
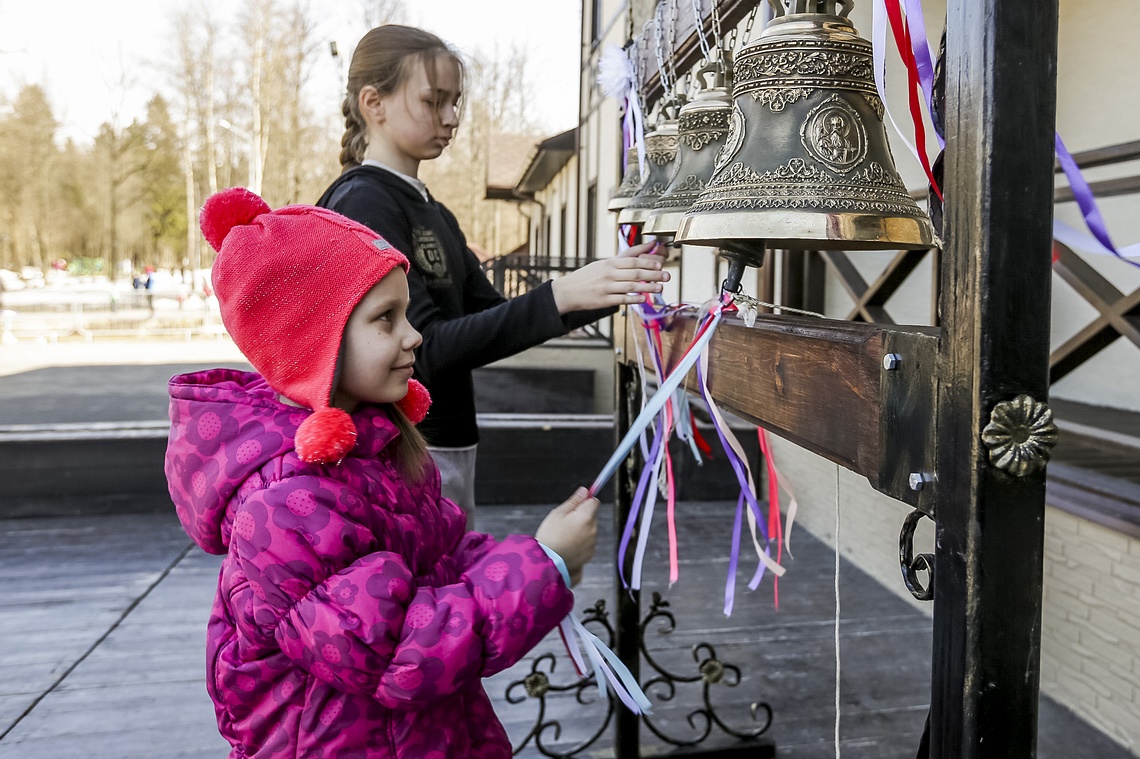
165;187;600;758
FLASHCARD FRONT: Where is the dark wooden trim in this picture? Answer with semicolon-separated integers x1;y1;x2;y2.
779;250;806;310
931;2;1059;756
1047;467;1140;541
820;248;937;325
805;251;827;315
1055;174;1140;204
819;250;878;321
1049;243;1140;382
1054;139;1140;173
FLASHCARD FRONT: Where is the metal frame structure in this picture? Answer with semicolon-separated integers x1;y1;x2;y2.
610;1;1063;757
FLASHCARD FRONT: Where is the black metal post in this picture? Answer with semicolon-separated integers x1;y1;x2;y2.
614;358;642;759
932;2;1059;757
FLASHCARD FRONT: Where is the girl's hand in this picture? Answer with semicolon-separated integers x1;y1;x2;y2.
535;487;599;586
550;241;669;313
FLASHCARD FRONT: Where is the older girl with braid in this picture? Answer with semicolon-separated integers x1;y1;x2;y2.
317;25;667;528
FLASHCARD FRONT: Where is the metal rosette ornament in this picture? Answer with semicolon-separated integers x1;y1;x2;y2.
642;56;734;240
675;0;934;290
617;106;681;226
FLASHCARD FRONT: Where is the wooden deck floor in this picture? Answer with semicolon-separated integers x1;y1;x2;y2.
1;502;1130;759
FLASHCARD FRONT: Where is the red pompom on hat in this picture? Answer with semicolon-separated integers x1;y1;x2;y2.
396;379;432;424
200;187;411;464
200;188;270;251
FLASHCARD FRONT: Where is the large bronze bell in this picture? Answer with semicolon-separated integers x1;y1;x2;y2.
675;0;934;288
608;147;644;213
643;57;734;239
617;108;681;226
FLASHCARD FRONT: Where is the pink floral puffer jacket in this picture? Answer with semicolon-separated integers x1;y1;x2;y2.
165;369;573;759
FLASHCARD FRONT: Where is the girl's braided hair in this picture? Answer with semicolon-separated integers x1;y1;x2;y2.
339;25;464;171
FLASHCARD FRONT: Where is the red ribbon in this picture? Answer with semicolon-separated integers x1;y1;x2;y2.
884;0;942;201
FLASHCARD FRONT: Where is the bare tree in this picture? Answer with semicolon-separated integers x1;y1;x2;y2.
360;0;405;29
421;46;539;258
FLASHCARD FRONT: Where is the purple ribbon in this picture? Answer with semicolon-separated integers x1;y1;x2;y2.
617;420;665;588
724;493;745;616
1055;133;1140;271
695;355;773;599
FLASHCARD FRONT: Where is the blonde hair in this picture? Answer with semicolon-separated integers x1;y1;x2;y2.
389;403;430;484
340;25;465;171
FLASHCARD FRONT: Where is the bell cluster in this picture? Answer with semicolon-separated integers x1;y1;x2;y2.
608;0;935;291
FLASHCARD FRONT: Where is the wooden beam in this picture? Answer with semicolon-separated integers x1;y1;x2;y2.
932;1;1059;756
621;310;937;510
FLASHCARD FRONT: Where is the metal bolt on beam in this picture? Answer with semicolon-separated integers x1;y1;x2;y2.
909;472;931;491
883;353;902;370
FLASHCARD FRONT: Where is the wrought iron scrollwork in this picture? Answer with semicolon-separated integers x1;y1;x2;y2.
899;508;934;601
508;600;615;757
639;592;773;747
506;592;773;755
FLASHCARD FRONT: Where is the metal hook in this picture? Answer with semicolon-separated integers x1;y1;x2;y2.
899;508;934;601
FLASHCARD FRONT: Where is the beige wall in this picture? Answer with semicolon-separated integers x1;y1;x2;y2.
1042;511;1140;752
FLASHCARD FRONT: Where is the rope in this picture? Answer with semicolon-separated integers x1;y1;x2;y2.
834;464;842;758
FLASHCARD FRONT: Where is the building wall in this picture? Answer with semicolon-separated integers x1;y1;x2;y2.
571;0;1140;750
1041;510;1140;752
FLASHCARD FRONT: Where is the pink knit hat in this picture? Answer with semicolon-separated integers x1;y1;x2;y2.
200;187;430;464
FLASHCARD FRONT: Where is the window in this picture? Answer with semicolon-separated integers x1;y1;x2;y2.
591;0;603;45
544;214;552;260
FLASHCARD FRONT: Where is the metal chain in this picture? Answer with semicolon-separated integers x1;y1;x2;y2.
653;4;672;100
731;290;826;320
726;6;760;54
691;0;712;61
639;18;653;106
666;0;679;99
711;0;723;46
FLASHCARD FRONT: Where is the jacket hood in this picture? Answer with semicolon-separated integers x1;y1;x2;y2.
165;368;398;554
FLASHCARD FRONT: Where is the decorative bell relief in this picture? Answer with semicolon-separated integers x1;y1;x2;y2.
801;95;867;174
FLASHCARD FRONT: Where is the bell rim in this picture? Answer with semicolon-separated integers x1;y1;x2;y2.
618;204;658;226
642;209;683;236
674;209;935;251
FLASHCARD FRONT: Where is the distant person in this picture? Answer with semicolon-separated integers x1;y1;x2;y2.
166;188;600;758
144;265;156;315
316;24;668;527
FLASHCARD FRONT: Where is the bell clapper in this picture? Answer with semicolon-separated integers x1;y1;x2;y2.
719;241;767;295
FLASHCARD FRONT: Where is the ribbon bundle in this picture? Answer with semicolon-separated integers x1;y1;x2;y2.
540;545;653;714
873;0;1138;269
588;293;791;617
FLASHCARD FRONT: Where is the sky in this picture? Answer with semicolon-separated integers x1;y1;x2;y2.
0;0;583;145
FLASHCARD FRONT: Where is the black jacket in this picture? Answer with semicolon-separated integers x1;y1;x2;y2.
317;165;610;446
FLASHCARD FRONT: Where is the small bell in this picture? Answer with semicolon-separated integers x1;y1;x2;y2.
608;147;645;213
617;106;681;226
643;56;734;240
675;0;934;291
